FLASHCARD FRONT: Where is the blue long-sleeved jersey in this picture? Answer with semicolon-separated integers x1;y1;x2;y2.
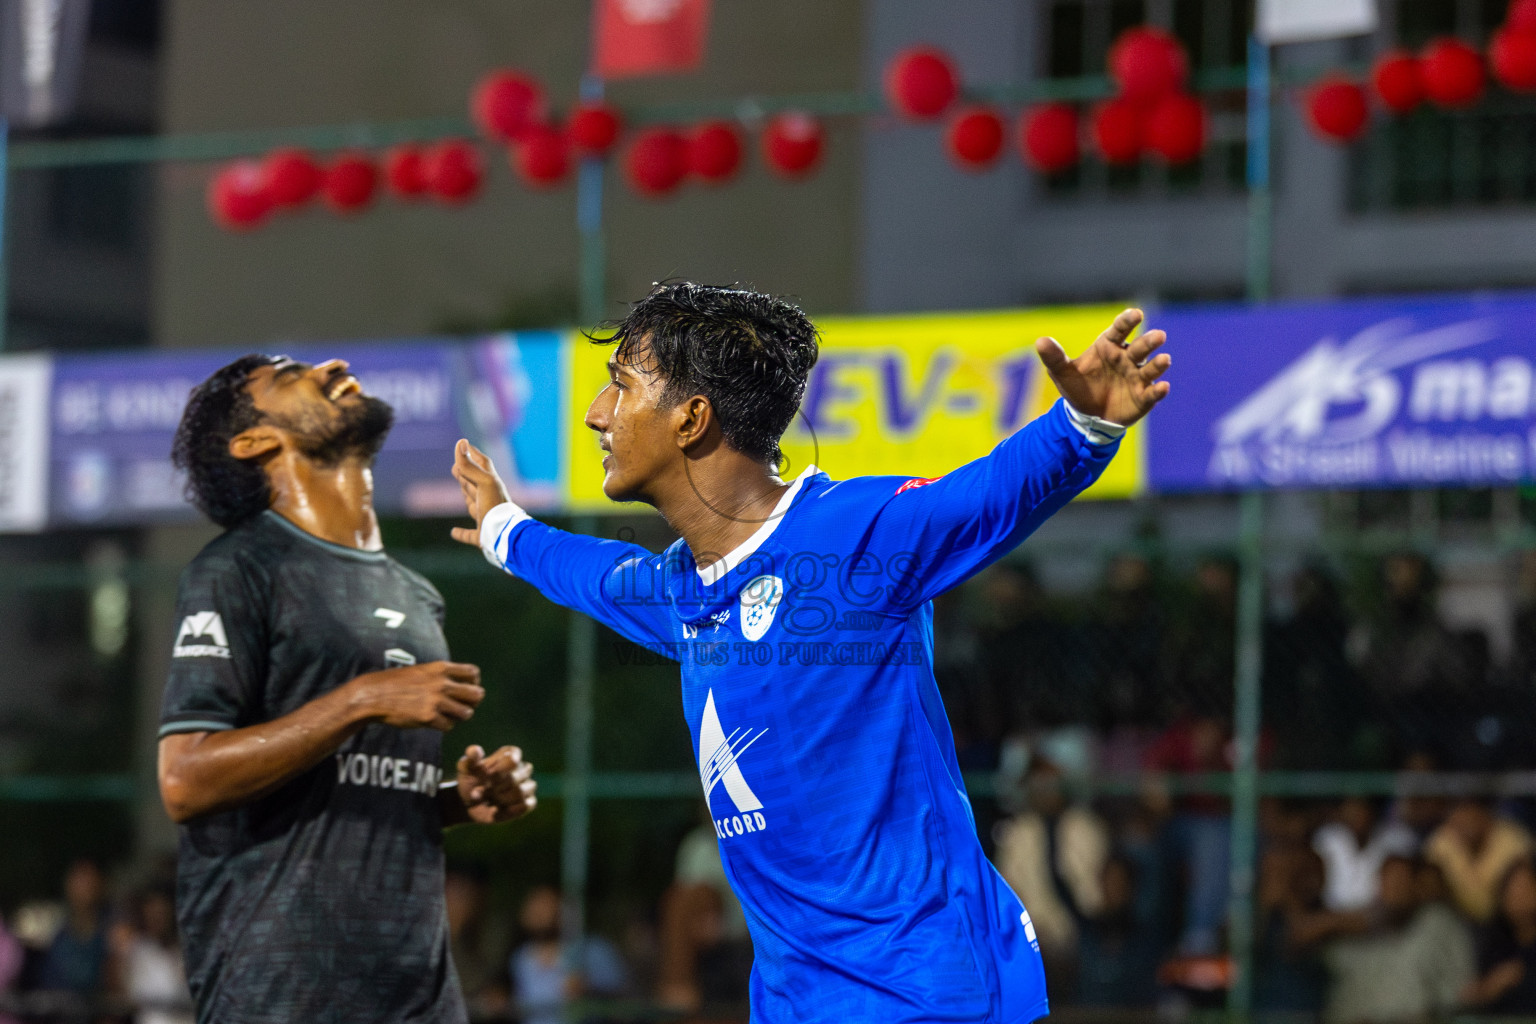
480;400;1120;1023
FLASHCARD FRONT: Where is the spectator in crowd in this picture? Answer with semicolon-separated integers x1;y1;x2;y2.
1462;858;1536;1013
111;886;192;1024
1323;854;1475;1024
1313;797;1419;911
657;816;752;1007
1389;749;1452;845
1144;715;1233;955
1425;798;1534;924
445;865;510;1018
1254;847;1351;1014
1352;553;1470;751
1265;565;1364;768
994;758;1110;997
511;886;628;1024
36;858;112;998
657;817;752;1011
1075;855;1160;1008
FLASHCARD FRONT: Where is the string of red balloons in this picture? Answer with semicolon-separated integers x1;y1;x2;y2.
1308;0;1536;143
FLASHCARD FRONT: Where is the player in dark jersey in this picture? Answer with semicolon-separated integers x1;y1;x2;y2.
158;354;538;1024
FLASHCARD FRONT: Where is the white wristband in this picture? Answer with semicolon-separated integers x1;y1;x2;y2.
478;500;530;570
1064;401;1127;446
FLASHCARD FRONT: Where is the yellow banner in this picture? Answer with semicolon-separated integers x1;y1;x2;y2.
565;305;1145;510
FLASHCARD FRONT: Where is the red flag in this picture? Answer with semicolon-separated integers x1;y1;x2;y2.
592;0;711;80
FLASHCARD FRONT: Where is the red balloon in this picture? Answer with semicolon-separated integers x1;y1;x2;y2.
261;148;322;209
208;161;273;231
570;103;623;157
423;139;484;203
1371;50;1424;113
884;47;959;120
1491;27;1536;91
322;152;377;213
1144;93;1206;164
1510;0;1536;32
626;128;688;196
383;145;428;199
514;124;571;187
1020;103;1079;173
1308;77;1369;142
1419;37;1486;107
471;70;545;143
762;112;824;178
1108;26;1189;106
687;121;743;183
945;106;1005;170
1091;98;1144;165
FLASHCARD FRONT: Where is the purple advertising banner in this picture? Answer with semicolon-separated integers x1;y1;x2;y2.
1148;292;1536;492
48;334;567;527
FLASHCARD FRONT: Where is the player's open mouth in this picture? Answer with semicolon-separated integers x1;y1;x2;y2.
327;377;361;401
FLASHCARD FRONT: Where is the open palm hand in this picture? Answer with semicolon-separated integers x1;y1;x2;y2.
1035;308;1171;427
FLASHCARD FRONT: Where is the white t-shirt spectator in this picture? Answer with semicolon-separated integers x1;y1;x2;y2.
125;938;193;1024
1313;820;1419;911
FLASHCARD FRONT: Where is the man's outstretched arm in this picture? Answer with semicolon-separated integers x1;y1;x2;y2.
451;440;676;650
865;308;1172;608
158;661;483;823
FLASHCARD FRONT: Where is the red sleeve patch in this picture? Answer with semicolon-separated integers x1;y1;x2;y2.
895;476;940;495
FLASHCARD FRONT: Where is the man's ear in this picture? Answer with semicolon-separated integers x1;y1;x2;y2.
229;425;283;462
673;395;717;452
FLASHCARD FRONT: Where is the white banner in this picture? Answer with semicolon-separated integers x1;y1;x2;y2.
1258;0;1377;45
0;354;52;532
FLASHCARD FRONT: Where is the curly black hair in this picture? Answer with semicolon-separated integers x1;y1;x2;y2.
171;354;281;527
589;282;820;467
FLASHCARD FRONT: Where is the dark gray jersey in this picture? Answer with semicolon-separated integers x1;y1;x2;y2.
161;511;466;1024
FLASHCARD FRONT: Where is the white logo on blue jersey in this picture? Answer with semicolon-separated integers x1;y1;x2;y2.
698;689;767;813
739;575;784;641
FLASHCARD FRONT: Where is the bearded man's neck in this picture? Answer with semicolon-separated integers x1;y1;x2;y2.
266;453;383;551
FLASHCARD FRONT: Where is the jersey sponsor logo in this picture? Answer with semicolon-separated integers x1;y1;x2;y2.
173;611;230;659
697;689;770;839
384;647;417;668
739;575;784;642
374;608;406;628
335;752;443;796
895;476;940;494
682;609;730;640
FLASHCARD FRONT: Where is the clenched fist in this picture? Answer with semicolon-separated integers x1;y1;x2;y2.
344;661;485;732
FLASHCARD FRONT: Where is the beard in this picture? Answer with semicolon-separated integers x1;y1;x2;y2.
291;395;395;466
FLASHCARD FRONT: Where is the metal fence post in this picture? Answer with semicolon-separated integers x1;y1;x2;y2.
1227;490;1265;1018
1228;34;1273;1019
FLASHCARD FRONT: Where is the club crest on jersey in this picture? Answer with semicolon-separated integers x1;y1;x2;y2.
698;689;770;839
739;575;784;642
173;611;230;659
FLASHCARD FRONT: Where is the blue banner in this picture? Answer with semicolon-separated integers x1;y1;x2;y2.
47;334;566;527
1148;292;1536;491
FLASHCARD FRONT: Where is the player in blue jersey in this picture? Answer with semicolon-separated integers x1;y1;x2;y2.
450;283;1170;1024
